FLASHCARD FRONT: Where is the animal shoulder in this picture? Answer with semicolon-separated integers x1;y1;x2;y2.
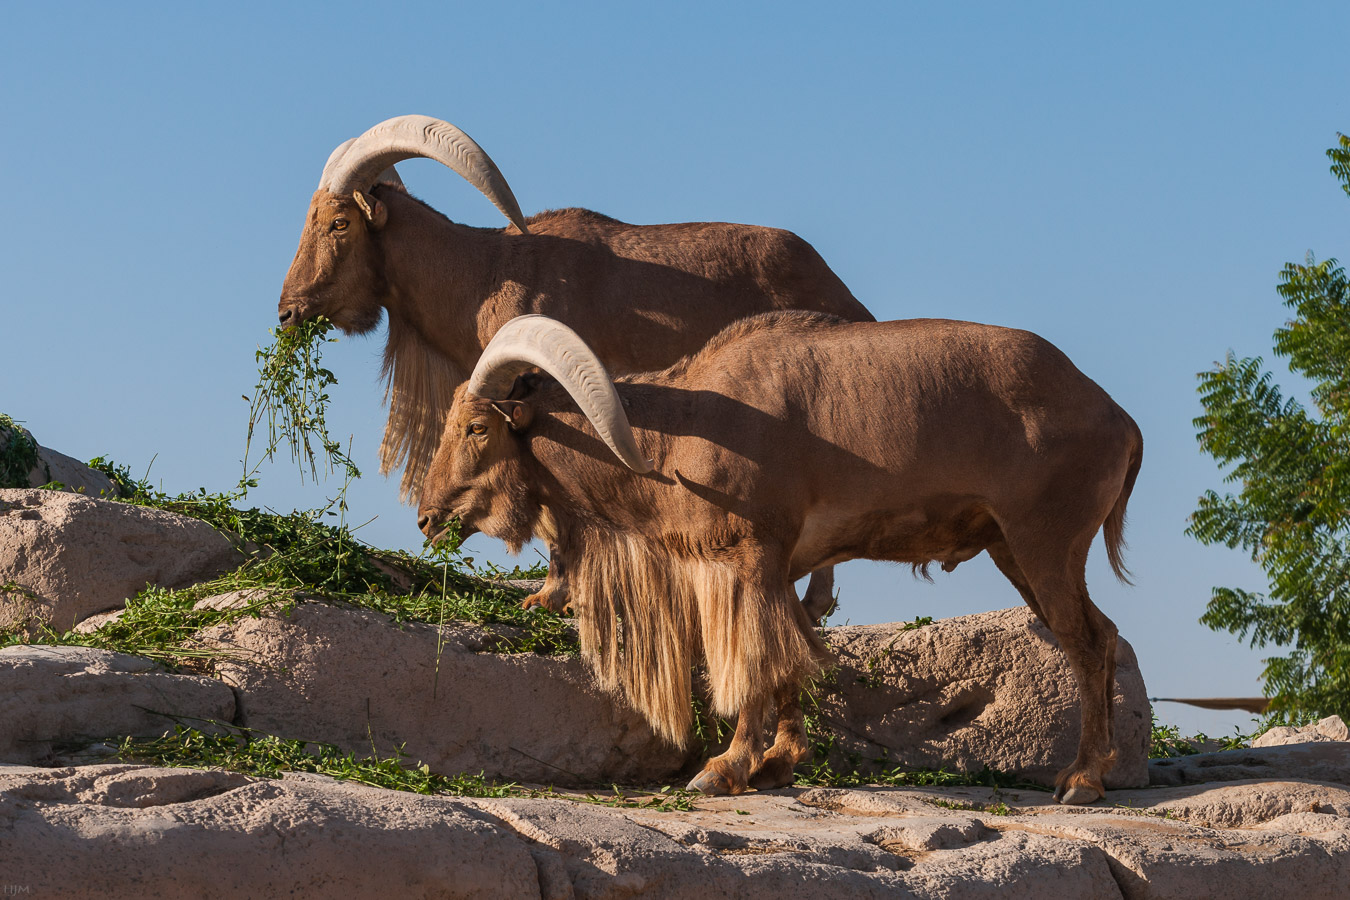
703;310;849;350
525;207;629;230
648;311;849;381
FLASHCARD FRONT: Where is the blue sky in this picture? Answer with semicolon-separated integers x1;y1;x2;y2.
3;2;1347;736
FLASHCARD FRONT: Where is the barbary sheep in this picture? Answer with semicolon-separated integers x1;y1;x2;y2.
416;312;1143;804
278;114;872;616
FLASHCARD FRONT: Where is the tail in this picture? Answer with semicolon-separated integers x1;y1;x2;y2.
1103;423;1143;585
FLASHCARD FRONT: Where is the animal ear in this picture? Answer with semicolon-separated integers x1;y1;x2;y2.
353;190;387;229
506;373;542;401
491;400;534;431
376;165;407;192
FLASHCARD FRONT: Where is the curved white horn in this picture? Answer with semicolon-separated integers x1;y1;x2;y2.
320;115;529;234
318;138;356;190
467;315;654;473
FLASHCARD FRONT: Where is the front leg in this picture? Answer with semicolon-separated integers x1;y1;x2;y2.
520;546;571;614
748;684;811;790
685;540;828;796
687;691;769;796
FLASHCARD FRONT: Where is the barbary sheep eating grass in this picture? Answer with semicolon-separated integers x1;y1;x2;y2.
417;312;1143;804
277;114;873;617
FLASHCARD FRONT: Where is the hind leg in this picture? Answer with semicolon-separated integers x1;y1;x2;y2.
748;684;811;790
801;566;837;624
993;535;1119;804
986;540;1048;624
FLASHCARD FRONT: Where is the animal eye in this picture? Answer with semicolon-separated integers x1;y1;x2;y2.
469;422;487;436
332;218;349;232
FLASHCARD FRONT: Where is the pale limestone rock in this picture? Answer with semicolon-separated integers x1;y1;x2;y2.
32;444;119;497
0;646;236;763
815;608;1150;788
1104;780;1350;828
9;763;1349;898
1253;811;1350;835
0;488;243;631
197;599;695;785
1253;714;1349;747
193;602;1148;790
1149;740;1350;788
0;764;541;899
71;608;125;633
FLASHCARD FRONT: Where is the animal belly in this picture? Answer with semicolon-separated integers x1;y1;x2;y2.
791;502;1001;578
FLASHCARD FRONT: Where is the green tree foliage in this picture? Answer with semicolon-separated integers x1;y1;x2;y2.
1188;134;1350;722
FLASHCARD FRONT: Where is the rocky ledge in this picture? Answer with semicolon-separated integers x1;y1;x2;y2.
3;757;1349;898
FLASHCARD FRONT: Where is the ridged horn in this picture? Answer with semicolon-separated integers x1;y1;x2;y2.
467;315;654;473
318;138;355;189
319;115;529;234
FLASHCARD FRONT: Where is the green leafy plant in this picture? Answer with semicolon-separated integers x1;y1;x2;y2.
1149;712;1256;759
1149;716;1203;758
117;725;521;797
242;316;359;487
0;413;46;488
1188;134;1350;723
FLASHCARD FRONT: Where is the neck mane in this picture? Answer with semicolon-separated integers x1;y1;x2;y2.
372;186;506;503
379;314;467;503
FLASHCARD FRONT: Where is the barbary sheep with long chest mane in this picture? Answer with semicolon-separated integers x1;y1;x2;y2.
277;115;873;617
417;312;1143;804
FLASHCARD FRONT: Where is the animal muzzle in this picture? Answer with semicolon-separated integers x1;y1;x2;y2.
418;508;474;544
276;296;311;328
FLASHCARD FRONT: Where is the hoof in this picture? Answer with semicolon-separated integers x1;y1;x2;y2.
1054;783;1103;805
687;769;737;796
519;592;570;614
747;756;797;791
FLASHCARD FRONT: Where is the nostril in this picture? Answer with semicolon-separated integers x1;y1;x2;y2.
417;514;431;533
278;308;294;325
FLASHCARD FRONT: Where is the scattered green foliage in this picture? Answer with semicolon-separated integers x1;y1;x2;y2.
1112;801;1177;820
857;615;933;687
0;413;46;488
115;725;703;812
582;784;698;812
0;484;567;664
923;795;1014;815
85;455;136;499
1188;134;1350;723
794;756;1034;791
1149;718;1203;758
118;725;522;797
1149;712;1255;758
795;699;1039;789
